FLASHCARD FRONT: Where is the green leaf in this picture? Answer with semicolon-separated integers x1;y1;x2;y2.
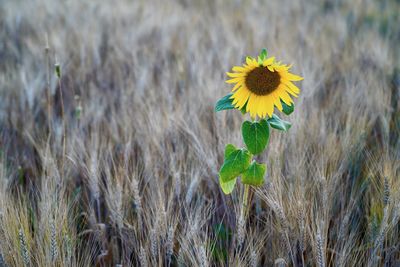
219;149;252;183
215;93;235;112
241;119;270;155
267;114;291;131
241;161;266;186
224;144;238;159
257;48;268;64
281;101;294;115
219;177;236;194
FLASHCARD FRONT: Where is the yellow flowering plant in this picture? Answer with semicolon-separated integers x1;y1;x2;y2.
215;49;303;230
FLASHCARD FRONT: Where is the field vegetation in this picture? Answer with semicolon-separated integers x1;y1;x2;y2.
0;0;399;266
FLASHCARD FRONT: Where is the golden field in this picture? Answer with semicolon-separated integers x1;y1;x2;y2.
0;0;399;266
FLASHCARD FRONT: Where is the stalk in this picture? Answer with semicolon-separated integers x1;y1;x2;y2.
241;184;250;220
238;184;250;246
45;34;52;132
55;61;66;177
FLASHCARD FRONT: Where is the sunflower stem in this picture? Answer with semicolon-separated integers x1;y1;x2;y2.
239;184;250;244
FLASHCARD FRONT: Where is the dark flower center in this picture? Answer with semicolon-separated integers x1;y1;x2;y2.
245;66;281;95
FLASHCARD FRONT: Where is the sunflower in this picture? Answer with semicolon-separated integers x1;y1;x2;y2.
226;55;303;118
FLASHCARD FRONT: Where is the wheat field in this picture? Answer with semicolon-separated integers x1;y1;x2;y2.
0;0;399;266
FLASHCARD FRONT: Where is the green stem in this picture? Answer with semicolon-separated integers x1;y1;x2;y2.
240;184;250;223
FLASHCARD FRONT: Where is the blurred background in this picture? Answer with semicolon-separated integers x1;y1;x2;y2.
0;0;399;266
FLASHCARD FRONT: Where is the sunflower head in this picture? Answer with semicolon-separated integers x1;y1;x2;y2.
226;50;303;118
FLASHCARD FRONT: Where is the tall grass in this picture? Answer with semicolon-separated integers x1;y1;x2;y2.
0;0;399;266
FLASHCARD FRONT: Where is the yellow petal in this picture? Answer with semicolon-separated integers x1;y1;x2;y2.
285;88;299;97
273;91;283;111
274;66;285;72
257;96;266;117
245;94;253;113
246;94;257;116
262;57;275;66
231;82;242;92
256;96;265;118
281;79;300;96
275;64;291;72
246;63;258;71
232;66;247;72
266;97;274;117
261;98;270;118
249;95;258;117
253;96;262;117
267;65;275;72
282;72;304;81
279;89;294;105
226;77;244;84
259;105;266;118
231;87;243;102
240;91;251;108
239;88;251;103
226;72;246;78
281;79;300;93
249;59;259;67
258;96;274;118
246;57;254;65
231;87;250;109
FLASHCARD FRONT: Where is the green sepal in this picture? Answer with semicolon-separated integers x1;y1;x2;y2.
281;101;294;115
257;48;268;65
224;144;237;158
241;161;266;186
219;149;252;183
215;93;235;112
241;119;270;155
267;114;291;131
219;177;236;194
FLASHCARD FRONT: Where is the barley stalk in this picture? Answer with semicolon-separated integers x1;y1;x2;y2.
250;250;258;267
237;216;245;247
18;229;30;267
316;228;325;267
131;177;143;230
150;228;158;260
166;227;175;264
199;245;208;267
139;246;148;267
383;176;390;207
50;219;58;262
374;206;389;255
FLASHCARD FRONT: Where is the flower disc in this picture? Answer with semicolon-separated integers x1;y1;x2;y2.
245;66;281;96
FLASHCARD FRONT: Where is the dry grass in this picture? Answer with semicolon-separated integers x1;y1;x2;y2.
0;0;399;266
